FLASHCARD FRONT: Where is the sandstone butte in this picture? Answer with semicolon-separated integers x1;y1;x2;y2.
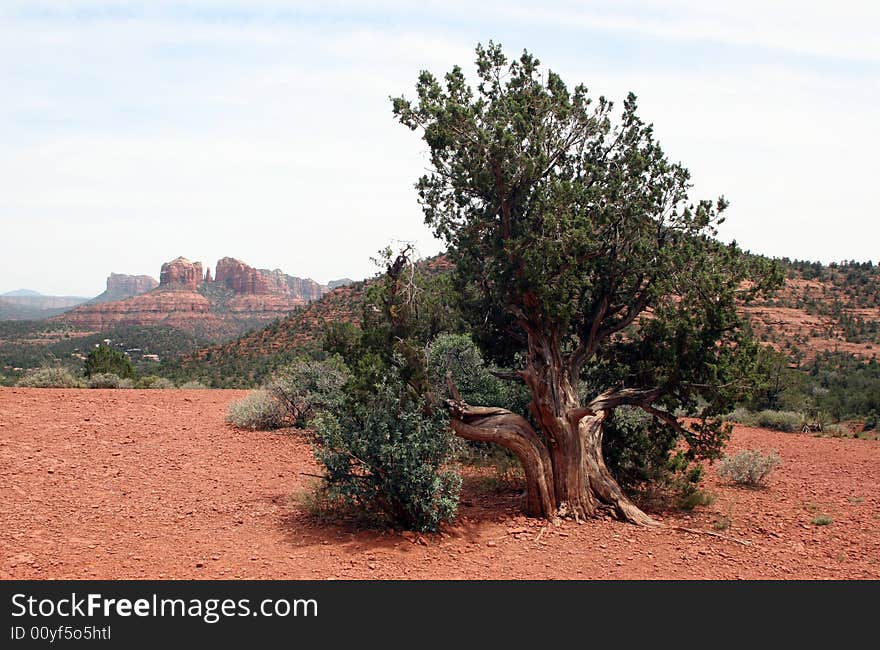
54;256;332;339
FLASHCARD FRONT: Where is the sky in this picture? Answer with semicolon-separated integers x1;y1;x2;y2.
1;1;878;297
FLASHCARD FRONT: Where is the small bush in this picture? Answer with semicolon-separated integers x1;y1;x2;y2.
87;373;133;389
751;410;803;432
811;514;833;526
267;356;349;427
311;378;461;532
179;380;209;389
134;375;174;389
226;390;286;430
16;367;84;388
717;449;782;486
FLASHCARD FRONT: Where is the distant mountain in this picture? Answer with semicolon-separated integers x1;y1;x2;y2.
2;289;43;297
0;294;90;320
55;256;333;341
327;278;355;289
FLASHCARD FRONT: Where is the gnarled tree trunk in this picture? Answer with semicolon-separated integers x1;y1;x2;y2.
447;330;657;526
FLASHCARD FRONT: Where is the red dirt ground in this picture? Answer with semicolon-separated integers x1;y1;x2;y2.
1;388;878;580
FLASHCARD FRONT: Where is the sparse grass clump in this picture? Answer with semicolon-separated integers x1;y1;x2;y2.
811;514;833;526
16;367;84;388
226;390;286;430
717;449;782;487
134;375;174;389
724;408;803;432
179;380;209;389
87;373;133;389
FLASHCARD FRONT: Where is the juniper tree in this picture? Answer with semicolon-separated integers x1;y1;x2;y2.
392;42;780;524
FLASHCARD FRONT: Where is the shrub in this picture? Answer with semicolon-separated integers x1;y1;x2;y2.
134;375;174;389
16;367;84;388
267;356;349;427
84;343;134;379
717;449;782;486
811;514;833;526
603;406;711;511
226;390;286;430
87;373;133;389
311;377;461;532
179;380;209;389
752;410;803;432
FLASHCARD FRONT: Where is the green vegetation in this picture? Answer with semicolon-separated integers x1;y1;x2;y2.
87;373;134;389
16;366;84;388
811;514;833;526
717;449;782;487
389;41;779;523
134;375;174;389
84;343;134;378
226;390;286;430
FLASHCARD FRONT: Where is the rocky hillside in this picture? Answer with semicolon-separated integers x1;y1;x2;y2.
54;256;333;341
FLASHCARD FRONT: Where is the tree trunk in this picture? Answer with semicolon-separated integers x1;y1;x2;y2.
448;331;657;526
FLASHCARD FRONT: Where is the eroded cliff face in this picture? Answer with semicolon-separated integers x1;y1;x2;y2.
91;273;159;303
215;258;328;301
159;257;204;291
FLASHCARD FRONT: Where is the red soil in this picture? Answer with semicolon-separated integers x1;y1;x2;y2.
1;388;878;580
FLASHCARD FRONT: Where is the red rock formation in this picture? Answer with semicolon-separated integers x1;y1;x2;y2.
159;257;203;291
204;268;213;284
215;257;270;295
92;273;158;303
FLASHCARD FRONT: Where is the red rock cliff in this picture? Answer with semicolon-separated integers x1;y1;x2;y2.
159;257;203;291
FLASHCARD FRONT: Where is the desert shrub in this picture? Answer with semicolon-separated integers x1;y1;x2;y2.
602;406;711;511
84;343;134;379
751;410;803;432
226;390;286;430
267;356;349;427
811;514;833;526
134;375;174;389
311;376;461;532
179;380;209;389
717;449;782;486
87;373;133;389
16;367;84;388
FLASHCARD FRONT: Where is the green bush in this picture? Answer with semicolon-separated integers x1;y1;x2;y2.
717;449;782;486
226;390;286;430
311;377;461;532
87;373;133;389
16;367;84;388
134;375;174;389
84;343;134;379
726;408;803;432
752;410;803;432
267;356;349;427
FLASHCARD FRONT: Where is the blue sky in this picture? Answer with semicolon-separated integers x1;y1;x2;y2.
1;1;878;296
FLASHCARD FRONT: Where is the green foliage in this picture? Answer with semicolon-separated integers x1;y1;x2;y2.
16;366;84;388
134;375;174;389
87;373;134;389
84;343;134;379
267;356;350;427
179;380;209;389
226;390;287;430
311;375;461;532
717;449;782;486
811;514;833;526
427;333;529;414
739;409;804;433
